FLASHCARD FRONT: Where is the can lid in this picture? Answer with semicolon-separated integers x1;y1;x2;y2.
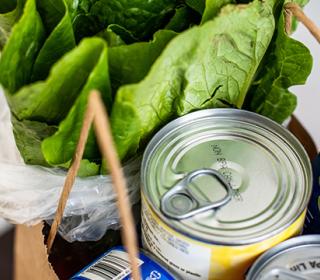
141;109;312;245
246;235;320;280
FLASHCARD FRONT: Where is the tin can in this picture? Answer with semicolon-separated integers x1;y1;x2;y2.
71;246;180;279
246;235;320;279
141;109;312;280
304;153;320;234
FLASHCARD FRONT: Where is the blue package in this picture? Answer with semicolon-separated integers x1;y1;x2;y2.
303;153;320;235
71;246;177;280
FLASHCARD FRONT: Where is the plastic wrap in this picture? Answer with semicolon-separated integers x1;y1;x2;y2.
0;89;141;242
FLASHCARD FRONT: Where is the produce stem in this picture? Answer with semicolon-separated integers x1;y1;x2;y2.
285;3;320;44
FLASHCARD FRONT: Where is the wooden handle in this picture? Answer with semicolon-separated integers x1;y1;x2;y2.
90;91;141;280
46;90;141;279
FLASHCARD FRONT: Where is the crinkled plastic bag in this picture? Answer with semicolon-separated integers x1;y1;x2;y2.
0;89;141;242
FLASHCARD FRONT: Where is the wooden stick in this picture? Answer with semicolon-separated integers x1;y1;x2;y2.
90;91;141;280
47;96;95;253
285;3;320;44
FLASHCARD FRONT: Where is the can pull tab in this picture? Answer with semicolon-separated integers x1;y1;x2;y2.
160;168;232;220
260;267;317;280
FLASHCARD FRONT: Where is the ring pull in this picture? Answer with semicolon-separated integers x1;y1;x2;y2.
160;168;232;220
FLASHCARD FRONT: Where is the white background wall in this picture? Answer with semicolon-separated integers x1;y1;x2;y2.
292;0;320;151
0;0;319;237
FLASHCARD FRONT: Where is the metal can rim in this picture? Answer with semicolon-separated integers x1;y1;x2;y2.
246;234;320;279
141;109;312;246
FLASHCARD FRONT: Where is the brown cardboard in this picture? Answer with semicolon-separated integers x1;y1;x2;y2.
14;223;58;280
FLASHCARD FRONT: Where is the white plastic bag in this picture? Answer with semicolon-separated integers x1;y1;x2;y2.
0;89;141;242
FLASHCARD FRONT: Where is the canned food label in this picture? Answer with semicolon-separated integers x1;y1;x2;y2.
142;194;307;280
142;199;211;279
71;246;176;280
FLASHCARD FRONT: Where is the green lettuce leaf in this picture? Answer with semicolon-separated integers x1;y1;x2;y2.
0;0;25;50
244;1;312;123
165;5;200;32
111;0;276;159
9;38;109;124
201;0;235;23
77;160;100;177
12;117;57;166
97;25;126;47
0;0;45;93
0;0;76;88
31;0;76;81
36;0;65;32
0;0;17;13
58;159;101;177
12;113;101;176
102;23;138;44
185;0;205;15
67;0;180;42
41;39;111;166
108;29;177;93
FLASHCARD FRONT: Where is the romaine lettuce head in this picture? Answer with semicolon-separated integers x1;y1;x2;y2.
0;0;313;174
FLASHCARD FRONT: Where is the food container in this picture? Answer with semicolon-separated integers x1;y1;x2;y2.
141;109;312;280
246;235;320;280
